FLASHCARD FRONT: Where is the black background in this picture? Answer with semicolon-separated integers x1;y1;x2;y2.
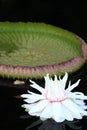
0;0;87;41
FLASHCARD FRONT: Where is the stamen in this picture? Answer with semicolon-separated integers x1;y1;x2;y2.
44;91;67;103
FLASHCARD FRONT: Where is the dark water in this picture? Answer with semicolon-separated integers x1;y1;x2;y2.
0;62;87;130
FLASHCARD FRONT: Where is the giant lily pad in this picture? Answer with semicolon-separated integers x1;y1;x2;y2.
0;22;87;79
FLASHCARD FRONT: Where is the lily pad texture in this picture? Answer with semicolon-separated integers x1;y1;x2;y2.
0;22;87;79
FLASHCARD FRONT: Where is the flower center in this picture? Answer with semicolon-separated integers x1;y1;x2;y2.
44;91;67;103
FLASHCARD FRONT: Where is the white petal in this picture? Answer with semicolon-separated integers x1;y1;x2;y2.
73;99;85;106
44;74;52;90
68;92;87;100
40;102;52;120
52;102;65;122
21;94;30;98
29;80;44;94
80;105;87;110
44;74;51;85
21;92;45;103
44;74;50;81
68;81;71;88
22;104;30;112
29;100;49;115
66;79;80;93
61;72;68;89
62;99;82;119
27;90;45;99
24;95;44;103
54;75;58;82
62;104;74;121
72;99;87;113
27;90;41;95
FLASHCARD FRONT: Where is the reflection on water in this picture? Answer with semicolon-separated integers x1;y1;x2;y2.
21;115;82;130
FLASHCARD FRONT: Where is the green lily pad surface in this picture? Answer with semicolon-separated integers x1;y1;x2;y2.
0;22;87;79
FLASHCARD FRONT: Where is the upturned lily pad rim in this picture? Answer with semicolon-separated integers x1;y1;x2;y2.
0;22;87;79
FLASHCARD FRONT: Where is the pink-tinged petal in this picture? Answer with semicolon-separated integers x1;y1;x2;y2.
29;100;49;115
62;99;82;119
40;102;52;120
52;102;65;122
29;80;44;94
66;79;81;93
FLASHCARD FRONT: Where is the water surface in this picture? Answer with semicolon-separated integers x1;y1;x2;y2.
0;62;87;130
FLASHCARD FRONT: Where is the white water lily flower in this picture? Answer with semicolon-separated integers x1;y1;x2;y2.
21;73;87;122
